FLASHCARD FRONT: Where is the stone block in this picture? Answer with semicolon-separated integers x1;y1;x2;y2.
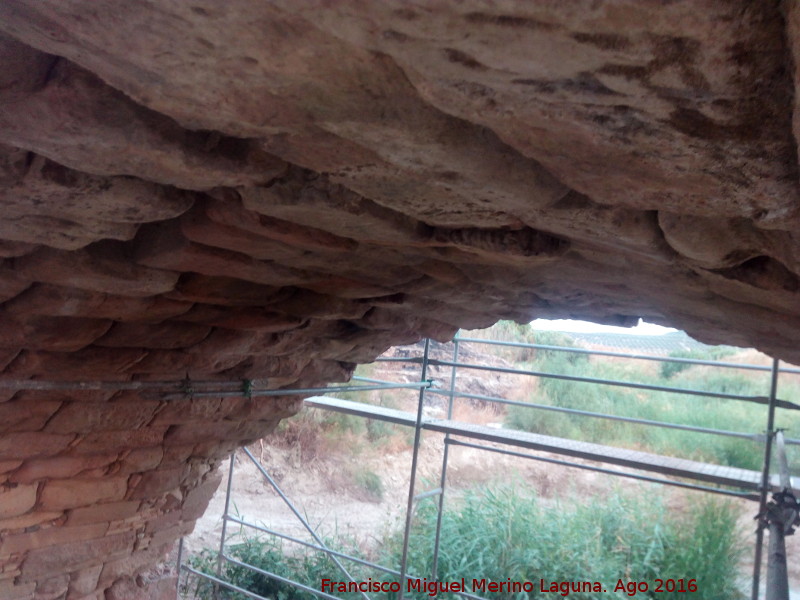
0;213;136;250
39;476;128;511
357;306;458;342
158;445;193;468
0;315;112;352
0;241;39;258
181;201;306;261
128;348;245;378
0;460;22;473
0;265;31;304
143;510;181;534
4;157;195;226
127;466;185;500
4;348;147;381
241;168;429;245
0;553;22;579
67;564;102;597
31;573;69;600
205;194;357;253
150;396;239;426
116;447;163;475
268;289;371;320
176;303;305;332
4;284;192;322
191;440;240;463
0;54;287;189
11;455;116;484
95;321;211;350
163;273;293;307
0;432;74;459
1;522;110;556
66;593;102;600
0;511;62;531
0;483;37;519
9;389;117;404
0;348;22;376
103;574;169;600
0;398;62;434
0;580;35;600
135;220;316;286
20;531;135;579
67;500;141;526
97;541;172;587
147;521;193;549
71;427;168;455
44;398;161;434
215;353;311;382
13;244;179;297
34;573;70;600
164;419;275;446
181;471;224;521
228;395;302;422
296;359;356;384
303;276;396;299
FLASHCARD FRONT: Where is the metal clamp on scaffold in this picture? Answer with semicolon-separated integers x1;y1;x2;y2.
757;430;799;600
181;375;194;399
242;379;254;400
759;491;799;535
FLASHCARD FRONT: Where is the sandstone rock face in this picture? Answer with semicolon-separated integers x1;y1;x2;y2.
1;1;800;598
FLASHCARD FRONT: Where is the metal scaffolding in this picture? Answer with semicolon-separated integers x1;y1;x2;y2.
177;335;800;600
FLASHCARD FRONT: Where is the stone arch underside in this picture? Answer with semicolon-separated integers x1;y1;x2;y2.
1;1;800;598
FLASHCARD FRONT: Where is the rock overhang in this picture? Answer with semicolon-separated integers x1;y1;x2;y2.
1;2;800;596
0;1;799;376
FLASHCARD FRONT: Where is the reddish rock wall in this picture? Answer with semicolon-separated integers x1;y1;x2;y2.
0;389;301;600
1;1;800;598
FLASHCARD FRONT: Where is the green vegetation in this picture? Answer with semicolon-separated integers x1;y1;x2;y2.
396;486;745;600
187;532;367;600
497;324;800;472
659;347;737;379
352;467;384;501
188;487;746;600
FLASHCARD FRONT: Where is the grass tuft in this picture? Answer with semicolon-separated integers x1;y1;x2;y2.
188;487;747;600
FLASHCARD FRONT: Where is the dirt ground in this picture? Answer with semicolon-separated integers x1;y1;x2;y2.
181;342;800;599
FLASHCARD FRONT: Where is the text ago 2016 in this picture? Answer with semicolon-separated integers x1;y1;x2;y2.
320;577;699;597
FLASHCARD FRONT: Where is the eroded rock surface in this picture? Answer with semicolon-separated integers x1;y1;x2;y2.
1;2;800;598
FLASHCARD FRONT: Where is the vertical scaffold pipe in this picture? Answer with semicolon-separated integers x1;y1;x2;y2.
432;338;459;580
215;453;236;600
765;518;790;600
752;358;780;600
398;338;431;600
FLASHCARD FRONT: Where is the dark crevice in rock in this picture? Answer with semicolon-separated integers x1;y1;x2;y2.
431;226;569;258
711;255;800;292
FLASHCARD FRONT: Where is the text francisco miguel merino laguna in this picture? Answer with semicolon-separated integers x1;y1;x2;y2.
322;577;613;597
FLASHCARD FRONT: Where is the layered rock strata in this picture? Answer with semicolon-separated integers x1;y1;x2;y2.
1;1;800;598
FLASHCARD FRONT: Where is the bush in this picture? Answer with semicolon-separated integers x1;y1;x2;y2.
187;487;746;600
388;486;746;600
660;347;736;379
503;338;797;470
353;468;384;502
188;534;370;600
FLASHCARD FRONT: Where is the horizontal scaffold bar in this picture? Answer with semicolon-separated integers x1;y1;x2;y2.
304;396;799;494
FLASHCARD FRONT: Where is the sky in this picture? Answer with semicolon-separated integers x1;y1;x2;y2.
530;318;678;336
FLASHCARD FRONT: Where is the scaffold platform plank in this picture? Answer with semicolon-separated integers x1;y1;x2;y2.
304;396;798;493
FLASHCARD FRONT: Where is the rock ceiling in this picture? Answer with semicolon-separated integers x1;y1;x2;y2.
1;0;800;378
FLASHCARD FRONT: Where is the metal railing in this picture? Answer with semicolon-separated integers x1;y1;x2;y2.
178;334;799;600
